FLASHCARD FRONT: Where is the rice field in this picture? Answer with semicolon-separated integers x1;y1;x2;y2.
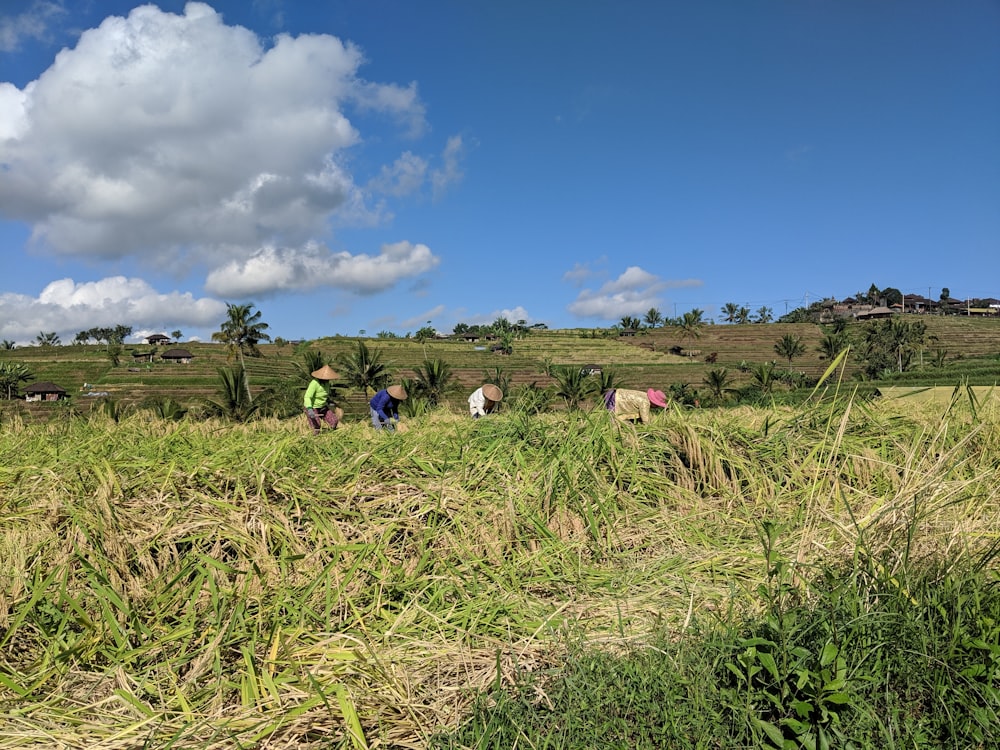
1;383;999;748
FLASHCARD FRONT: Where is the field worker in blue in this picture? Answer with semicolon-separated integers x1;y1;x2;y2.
468;383;503;418
370;384;407;430
304;364;342;434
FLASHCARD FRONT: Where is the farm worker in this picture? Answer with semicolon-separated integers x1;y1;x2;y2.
604;388;668;424
304;364;342;434
370;384;407;430
469;384;503;418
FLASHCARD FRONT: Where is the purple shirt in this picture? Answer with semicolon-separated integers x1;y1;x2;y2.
369;389;399;420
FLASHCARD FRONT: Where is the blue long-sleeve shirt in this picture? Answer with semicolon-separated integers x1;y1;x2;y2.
369;389;399;420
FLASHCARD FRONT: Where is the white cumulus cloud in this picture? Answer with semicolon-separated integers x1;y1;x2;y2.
0;276;227;343
0;3;445;296
205;241;440;297
567;266;702;320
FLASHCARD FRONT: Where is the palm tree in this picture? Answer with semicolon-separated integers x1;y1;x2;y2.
211;302;271;402
552;366;597;410
204;367;259;422
754;307;773;324
773;334;806;365
336;340;391;397
702;367;733;402
817;333;849;361
721;302;740;324
644;307;663;328
597;367;625;395
146;397;187;421
618;315;641;332
678;309;704;343
35;331;60;347
413;358;454;406
750;361;777;394
299;349;327;377
735;306;751;325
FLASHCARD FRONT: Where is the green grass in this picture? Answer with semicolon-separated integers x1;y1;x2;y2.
2;383;999;747
5;317;1000;420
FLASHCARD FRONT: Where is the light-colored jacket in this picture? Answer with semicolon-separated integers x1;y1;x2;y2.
611;388;651;423
468;387;497;417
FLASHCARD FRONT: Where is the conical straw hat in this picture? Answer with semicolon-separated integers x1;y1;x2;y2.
311;364;339;380
387;384;407;400
482;384;503;401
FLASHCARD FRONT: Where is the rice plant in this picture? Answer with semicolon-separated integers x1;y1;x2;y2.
1;388;999;748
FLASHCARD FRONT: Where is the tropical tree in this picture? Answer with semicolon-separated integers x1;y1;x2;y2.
145;397;187;421
494;332;515;356
35;331;60;347
618;315;641;332
491;317;513;335
1;340;16;350
597;367;625;395
750;361;778;395
721;302;741;324
211;302;271;402
859;316;926;378
773;334;806;365
753;307;773;324
552;366;597;410
678;309;704;343
106;343;123;367
0;362;33;399
171;330;183;341
643;308;663;328
397;377;429;418
702;368;734;403
939;287;952;314
735;306;751;325
203;367;259;422
336;340;391;397
817;332;850;360
413;358;454;406
414;325;436;343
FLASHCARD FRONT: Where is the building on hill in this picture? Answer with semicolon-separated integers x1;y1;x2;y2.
24;381;68;401
146;333;171;345
855;306;896;320
580;364;603;376
160;348;194;363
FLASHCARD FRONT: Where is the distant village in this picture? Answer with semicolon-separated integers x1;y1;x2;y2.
823;292;1000;322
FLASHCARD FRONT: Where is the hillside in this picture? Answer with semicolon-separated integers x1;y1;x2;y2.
3;316;999;422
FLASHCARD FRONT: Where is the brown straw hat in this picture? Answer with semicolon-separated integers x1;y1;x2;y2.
387;384;408;400
311;364;339;380
482;384;503;402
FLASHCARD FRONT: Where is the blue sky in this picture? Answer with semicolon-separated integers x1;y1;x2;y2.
1;1;998;345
